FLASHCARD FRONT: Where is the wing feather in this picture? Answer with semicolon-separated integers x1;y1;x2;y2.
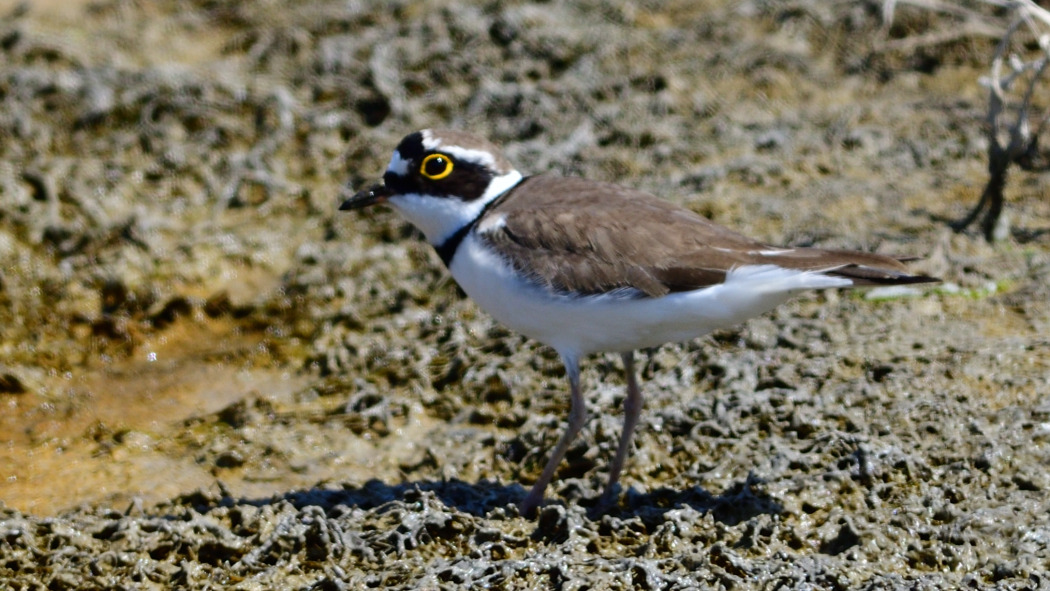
477;176;935;297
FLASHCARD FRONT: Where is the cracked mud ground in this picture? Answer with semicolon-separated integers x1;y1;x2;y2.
1;1;1048;589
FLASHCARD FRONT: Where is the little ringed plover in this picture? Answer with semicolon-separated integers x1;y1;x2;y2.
341;129;938;517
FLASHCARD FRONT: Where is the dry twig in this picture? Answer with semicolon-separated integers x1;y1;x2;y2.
885;0;1050;240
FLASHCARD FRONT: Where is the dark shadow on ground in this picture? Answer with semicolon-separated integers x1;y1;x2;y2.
615;474;783;527
174;474;782;528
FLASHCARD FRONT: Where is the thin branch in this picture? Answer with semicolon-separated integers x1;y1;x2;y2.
887;1;1050;239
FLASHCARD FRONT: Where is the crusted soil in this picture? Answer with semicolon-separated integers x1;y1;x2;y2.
1;0;1048;589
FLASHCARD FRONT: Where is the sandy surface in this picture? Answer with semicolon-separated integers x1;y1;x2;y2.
1;0;1049;588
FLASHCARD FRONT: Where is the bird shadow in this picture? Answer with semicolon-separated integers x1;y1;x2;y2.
612;473;783;526
173;474;782;529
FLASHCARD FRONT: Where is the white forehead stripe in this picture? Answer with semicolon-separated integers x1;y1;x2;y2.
439;145;497;168
387;151;410;176
420;129;498;169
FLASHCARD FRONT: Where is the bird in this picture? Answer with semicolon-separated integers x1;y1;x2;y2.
340;129;939;517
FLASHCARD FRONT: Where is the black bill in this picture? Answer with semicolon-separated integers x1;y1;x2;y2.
339;183;392;210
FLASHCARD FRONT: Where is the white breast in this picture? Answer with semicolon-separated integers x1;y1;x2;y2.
448;234;853;360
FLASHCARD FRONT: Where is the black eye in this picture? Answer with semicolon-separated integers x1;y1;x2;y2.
420;153;453;180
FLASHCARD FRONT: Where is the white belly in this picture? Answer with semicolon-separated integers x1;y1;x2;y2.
448;235;852;359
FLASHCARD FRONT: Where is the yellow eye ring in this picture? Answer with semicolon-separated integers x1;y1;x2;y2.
420;153;454;180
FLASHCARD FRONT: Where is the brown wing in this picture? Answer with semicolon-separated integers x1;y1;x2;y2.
478;176;936;298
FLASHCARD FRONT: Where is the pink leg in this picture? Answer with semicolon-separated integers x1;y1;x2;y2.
601;351;643;507
520;354;585;517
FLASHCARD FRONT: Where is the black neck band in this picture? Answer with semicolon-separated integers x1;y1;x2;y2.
435;223;472;268
434;177;527;269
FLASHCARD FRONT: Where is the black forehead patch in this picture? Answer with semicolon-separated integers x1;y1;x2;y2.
395;131;426;162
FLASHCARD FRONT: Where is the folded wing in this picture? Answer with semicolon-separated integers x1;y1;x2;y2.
478;176;937;298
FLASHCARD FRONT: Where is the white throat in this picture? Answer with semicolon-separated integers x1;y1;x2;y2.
388;169;523;245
